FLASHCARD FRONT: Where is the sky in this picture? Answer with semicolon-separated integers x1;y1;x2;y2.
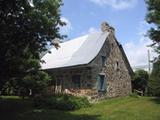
60;0;157;67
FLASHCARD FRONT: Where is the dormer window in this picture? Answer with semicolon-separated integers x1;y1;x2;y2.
101;56;106;67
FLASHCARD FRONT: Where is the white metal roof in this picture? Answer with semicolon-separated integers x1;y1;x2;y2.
41;32;109;70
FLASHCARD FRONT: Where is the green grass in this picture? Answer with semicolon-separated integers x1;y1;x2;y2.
0;96;160;120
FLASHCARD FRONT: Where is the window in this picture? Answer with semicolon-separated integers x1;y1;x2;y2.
56;76;63;86
116;61;119;68
97;75;106;92
56;79;61;86
72;75;81;88
101;56;106;67
115;60;120;71
55;76;64;93
111;43;114;49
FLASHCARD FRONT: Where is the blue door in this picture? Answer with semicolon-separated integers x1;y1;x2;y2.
97;75;106;92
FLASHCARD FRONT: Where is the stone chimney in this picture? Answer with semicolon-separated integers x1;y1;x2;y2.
101;22;110;32
109;26;115;34
101;21;115;34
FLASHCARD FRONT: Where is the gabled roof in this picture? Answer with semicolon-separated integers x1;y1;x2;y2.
41;32;109;70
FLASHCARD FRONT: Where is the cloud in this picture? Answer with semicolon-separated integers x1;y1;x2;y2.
138;21;150;37
89;0;138;10
80;27;99;36
123;21;157;67
88;27;99;33
124;39;153;67
60;17;72;35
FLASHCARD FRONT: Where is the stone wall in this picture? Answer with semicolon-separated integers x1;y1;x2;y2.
91;32;132;98
47;66;95;94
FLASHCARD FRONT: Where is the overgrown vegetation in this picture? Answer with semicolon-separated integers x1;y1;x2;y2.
148;61;160;96
34;94;91;110
132;69;149;95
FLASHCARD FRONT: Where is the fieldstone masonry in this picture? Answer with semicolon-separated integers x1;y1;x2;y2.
47;22;132;100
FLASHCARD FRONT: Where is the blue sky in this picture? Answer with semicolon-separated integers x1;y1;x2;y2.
60;0;156;67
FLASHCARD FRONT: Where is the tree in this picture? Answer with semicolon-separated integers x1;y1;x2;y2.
132;69;149;95
20;71;51;97
145;0;160;56
148;61;160;96
0;0;64;94
145;0;160;96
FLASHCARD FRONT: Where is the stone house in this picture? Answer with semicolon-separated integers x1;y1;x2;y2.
41;22;133;99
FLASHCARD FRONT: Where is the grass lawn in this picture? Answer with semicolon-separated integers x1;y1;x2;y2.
0;96;160;120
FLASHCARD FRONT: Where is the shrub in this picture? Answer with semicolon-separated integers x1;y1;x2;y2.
148;60;160;96
129;91;139;98
132;69;149;95
33;94;91;110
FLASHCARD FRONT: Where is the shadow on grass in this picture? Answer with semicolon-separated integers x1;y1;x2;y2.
0;97;100;120
19;110;101;120
0;98;33;120
149;97;160;104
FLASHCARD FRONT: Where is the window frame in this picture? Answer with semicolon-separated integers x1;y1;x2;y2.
72;75;81;89
101;55;106;67
97;74;106;92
